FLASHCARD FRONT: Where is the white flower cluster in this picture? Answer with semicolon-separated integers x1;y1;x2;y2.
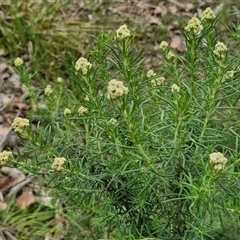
116;24;131;39
64;108;71;116
14;57;24;67
12;117;30;134
57;77;63;83
185;17;203;35
225;70;234;80
52;157;66;171
109;118;117;125
0;151;13;165
44;84;53;96
78;106;88;116
84;95;89;101
201;7;216;21
107;79;129;99
171;83;180;93
147;70;156;78
159;41;169;51
209;152;228;171
147;70;165;86
75;57;92;74
213;41;228;58
184;7;215;34
167;51;176;60
151;77;165;86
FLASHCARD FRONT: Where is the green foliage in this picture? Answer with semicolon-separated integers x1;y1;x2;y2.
0;200;56;240
8;8;240;240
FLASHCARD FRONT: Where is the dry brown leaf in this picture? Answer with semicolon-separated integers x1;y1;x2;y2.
214;3;225;15
111;4;127;14
186;3;194;12
167;0;185;9
1;167;25;179
0;126;9;137
0;191;3;201
0;174;12;189
14;102;28;110
0;93;13;109
170;35;186;52
0;49;6;57
0;201;7;210
17;191;35;209
0;189;7;210
0;167;25;193
149;16;162;25
168;5;178;14
155;4;167;16
5;133;21;149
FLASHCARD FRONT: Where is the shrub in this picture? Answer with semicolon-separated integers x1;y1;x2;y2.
10;8;240;239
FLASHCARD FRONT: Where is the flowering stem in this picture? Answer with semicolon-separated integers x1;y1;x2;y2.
20;68;38;106
83;119;90;152
196;65;224;150
121;104;168;184
53;85;63;119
